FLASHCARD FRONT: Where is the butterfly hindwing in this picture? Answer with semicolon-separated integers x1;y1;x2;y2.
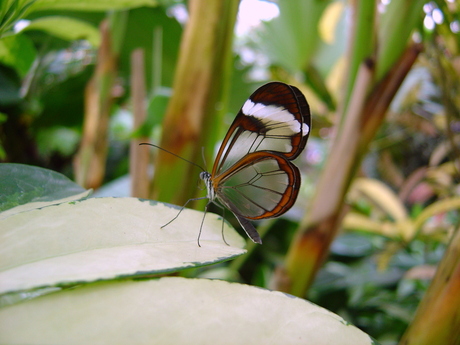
214;151;300;219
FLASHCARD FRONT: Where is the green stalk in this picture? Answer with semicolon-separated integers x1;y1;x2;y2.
340;0;376;124
399;227;460;345
151;0;240;206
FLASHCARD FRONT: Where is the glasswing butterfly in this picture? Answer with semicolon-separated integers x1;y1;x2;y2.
143;82;310;246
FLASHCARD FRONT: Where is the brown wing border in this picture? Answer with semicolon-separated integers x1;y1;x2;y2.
212;82;311;177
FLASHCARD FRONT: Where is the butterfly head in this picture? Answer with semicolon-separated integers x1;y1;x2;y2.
199;171;215;201
199;171;211;180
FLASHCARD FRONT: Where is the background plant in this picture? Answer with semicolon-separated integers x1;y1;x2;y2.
1;0;459;344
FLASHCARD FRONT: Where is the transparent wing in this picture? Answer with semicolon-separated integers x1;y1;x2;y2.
213;82;311;177
214;152;300;220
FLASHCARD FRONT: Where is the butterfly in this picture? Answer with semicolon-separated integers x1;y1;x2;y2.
143;82;311;246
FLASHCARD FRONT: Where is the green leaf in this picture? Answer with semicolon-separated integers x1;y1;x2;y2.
133;89;170;137
118;7;182;90
0;67;21;106
0;33;35;77
0;0;37;38
35;126;80;157
0;113;6;160
377;0;425;81
304;64;336;111
22;16;100;46
28;0;158;12
258;0;329;73
0;197;246;294
0;163;88;213
342;0;376;111
0;277;375;344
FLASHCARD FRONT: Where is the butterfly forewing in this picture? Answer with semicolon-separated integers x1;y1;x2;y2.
213;82;310;177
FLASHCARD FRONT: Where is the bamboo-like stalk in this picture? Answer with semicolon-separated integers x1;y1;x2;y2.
130;48;149;199
272;0;425;298
399;227;460;345
74;19;116;189
294;44;422;296
280;60;375;296
150;0;240;205
277;44;422;297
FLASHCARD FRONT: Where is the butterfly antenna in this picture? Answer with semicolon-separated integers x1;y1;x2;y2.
201;146;208;171
139;143;206;172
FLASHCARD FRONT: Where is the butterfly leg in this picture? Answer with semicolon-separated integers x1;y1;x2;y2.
221;207;230;246
161;196;208;228
204;201;230;246
197;200;212;247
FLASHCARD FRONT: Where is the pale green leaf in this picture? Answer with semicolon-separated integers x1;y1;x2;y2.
350;177;408;221
0;198;246;294
0;277;375;345
413;197;460;232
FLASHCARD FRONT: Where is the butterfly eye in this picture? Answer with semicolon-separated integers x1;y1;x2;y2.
200;171;210;180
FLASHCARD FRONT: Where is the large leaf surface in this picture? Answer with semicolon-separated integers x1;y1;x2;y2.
0;277;375;345
0;197;246;294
